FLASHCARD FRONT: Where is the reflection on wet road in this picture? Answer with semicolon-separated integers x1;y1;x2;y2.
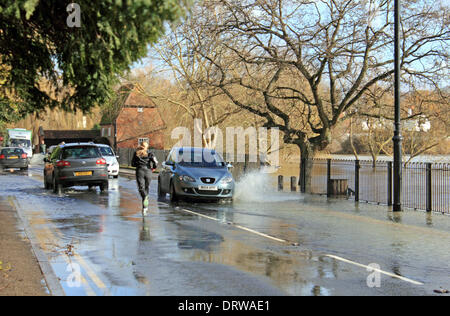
2;166;450;296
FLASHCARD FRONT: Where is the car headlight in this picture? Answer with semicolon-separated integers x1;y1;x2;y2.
179;175;196;182
221;177;233;184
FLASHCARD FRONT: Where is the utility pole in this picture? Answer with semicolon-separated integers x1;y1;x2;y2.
393;0;403;212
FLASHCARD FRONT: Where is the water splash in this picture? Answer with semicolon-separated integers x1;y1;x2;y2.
234;171;303;203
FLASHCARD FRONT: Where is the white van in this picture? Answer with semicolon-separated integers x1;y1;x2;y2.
7;128;33;158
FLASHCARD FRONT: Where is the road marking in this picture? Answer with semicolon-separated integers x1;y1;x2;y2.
44;224;108;293
325;254;424;286
178;205;424;286
15;198;108;296
73;254;107;291
36;226;97;296
178;207;288;244
41;226;109;295
233;224;288;243
177;207;222;222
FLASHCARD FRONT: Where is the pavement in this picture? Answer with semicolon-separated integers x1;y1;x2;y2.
0;196;49;296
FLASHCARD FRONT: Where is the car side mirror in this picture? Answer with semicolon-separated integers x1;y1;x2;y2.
164;161;176;170
227;163;233;169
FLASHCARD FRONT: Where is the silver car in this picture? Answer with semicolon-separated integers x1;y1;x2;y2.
44;143;109;194
158;147;235;203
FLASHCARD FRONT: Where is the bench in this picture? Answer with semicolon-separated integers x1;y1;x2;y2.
328;178;348;196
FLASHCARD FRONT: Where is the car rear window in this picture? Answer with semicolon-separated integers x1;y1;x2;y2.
61;146;101;159
1;148;24;155
98;146;115;157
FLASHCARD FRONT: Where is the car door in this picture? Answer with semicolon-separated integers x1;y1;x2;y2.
161;150;175;192
47;147;61;181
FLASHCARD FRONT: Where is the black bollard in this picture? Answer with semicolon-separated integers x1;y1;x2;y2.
291;176;297;192
278;175;284;192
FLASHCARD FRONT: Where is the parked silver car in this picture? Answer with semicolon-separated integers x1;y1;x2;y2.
158;147;235;203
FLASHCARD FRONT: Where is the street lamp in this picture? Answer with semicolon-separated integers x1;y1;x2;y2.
393;0;403;212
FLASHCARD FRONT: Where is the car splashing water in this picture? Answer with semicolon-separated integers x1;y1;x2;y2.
234;171;303;203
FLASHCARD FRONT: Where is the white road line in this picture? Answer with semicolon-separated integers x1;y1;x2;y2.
177;206;424;286
325;254;424;286
178;207;221;222
178;207;288;244
234;224;288;243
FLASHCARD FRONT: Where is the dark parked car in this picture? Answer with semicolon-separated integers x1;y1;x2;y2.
158;147;235;203
0;147;29;170
44;143;109;194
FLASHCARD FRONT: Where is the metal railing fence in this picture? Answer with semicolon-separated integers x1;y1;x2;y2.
306;158;449;214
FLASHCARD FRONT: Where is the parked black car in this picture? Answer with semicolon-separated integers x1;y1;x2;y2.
0;147;29;170
44;143;109;194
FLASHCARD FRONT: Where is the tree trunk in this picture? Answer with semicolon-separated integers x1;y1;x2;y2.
298;142;315;194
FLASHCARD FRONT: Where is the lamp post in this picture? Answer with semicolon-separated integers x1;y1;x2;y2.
393;0;403;212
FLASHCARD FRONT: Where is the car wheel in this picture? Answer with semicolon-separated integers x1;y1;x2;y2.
100;182;109;193
52;176;57;193
113;175;119;179
53;177;62;195
44;177;50;190
169;182;178;203
158;177;165;200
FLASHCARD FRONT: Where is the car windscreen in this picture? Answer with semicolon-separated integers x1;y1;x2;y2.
61;146;101;160
177;149;226;168
1;148;24;155
98;147;115;157
10;139;31;148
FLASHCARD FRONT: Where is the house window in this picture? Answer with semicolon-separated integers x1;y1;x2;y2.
137;107;144;113
102;127;112;137
138;138;149;146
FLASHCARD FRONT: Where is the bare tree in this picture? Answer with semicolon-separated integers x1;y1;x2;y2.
185;0;449;192
152;6;245;149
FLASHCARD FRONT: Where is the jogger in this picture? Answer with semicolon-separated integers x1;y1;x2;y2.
131;142;158;214
136;167;152;201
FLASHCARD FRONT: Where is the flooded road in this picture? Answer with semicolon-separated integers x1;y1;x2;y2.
2;166;450;296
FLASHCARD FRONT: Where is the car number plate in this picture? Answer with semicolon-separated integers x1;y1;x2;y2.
8;156;18;160
198;185;218;191
75;171;93;177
